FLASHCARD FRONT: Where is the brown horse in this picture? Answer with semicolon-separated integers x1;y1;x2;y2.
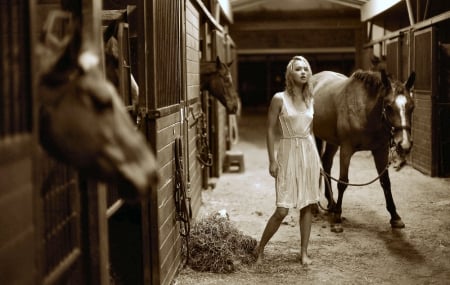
103;18;139;113
201;57;240;114
37;11;159;202
311;69;416;232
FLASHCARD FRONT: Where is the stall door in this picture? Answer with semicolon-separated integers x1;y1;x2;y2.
437;44;450;176
209;29;228;177
412;27;438;176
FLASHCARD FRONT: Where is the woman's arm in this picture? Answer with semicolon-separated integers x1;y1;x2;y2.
266;93;282;177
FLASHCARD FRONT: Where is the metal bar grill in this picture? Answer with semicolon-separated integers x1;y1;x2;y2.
40;158;80;283
0;0;32;138
154;0;182;108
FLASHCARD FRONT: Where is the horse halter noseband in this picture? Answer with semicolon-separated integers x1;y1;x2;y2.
382;105;411;131
381;89;412;149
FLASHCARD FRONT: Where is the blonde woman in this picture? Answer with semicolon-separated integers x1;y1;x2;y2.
255;56;322;265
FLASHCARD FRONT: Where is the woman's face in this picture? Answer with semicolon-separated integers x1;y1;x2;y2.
290;59;310;85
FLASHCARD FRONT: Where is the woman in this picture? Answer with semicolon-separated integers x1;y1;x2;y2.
255;56;322;265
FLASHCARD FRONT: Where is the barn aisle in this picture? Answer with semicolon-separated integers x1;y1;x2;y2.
175;107;450;285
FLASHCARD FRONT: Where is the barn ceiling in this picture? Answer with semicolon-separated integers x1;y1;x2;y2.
230;0;368;12
229;0;404;22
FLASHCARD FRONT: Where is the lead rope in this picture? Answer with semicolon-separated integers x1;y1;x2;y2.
174;137;191;267
317;146;396;211
193;110;213;167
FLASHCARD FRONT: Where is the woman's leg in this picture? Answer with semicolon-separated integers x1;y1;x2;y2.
300;204;313;265
255;207;289;263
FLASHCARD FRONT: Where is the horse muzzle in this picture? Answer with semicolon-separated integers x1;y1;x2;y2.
392;126;413;155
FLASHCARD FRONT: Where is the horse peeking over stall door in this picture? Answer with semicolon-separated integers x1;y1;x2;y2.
37;11;159;202
311;66;415;233
200;57;240;114
103;17;139;121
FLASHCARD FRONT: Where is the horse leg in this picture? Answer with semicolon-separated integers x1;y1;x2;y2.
330;145;353;233
321;143;339;209
371;148;405;228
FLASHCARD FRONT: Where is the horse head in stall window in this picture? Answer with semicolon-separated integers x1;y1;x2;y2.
37;10;159;202
103;16;139;120
200;57;240;114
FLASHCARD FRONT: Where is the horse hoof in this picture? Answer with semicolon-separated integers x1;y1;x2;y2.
390;219;405;228
330;224;344;233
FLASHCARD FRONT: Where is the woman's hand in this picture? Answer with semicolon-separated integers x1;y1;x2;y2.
269;161;278;178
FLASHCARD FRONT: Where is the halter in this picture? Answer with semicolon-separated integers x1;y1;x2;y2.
380;83;413;149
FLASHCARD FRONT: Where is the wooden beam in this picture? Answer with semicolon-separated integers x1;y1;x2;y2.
325;0;362;9
193;0;223;32
361;0;402;21
231;19;361;31
231;0;272;12
405;0;415;25
237;47;356;55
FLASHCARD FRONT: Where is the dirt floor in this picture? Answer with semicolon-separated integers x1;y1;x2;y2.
173;108;450;285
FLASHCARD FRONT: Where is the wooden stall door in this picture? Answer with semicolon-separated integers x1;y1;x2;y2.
411;27;438;176
209;29;227;177
101;7;148;285
386;32;412;82
386;37;401;79
436;44;450;176
137;0;185;284
0;1;37;284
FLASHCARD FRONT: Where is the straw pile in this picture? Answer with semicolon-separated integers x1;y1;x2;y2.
184;212;257;273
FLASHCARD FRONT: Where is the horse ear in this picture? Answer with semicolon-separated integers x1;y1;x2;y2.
103;20;118;42
215;56;222;69
405;71;416;90
370;55;380;66
37;11;80;80
380;69;390;89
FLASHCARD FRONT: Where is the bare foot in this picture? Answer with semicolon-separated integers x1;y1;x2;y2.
301;254;312;266
253;245;264;264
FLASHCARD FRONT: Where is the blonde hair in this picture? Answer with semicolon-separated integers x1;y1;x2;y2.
285;56;313;107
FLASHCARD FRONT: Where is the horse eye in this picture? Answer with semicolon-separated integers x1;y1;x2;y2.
384;104;393;112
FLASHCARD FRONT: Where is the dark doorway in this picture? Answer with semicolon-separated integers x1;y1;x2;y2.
237;54;355;109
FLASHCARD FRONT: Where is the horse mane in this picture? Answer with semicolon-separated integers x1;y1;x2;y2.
351;70;386;95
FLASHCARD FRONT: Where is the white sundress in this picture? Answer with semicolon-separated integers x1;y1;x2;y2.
276;92;323;209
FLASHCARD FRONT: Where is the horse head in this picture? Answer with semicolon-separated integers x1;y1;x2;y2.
103;21;121;87
200;56;239;114
37;11;159;202
370;55;387;72
103;19;139;112
381;70;416;156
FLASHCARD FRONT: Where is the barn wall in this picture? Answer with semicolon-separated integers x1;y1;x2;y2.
185;0;203;218
153;2;207;284
143;1;187;284
146;1;237;284
365;7;450;177
154;112;182;285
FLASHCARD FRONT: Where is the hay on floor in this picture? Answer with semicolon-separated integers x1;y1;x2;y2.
184;212;257;273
